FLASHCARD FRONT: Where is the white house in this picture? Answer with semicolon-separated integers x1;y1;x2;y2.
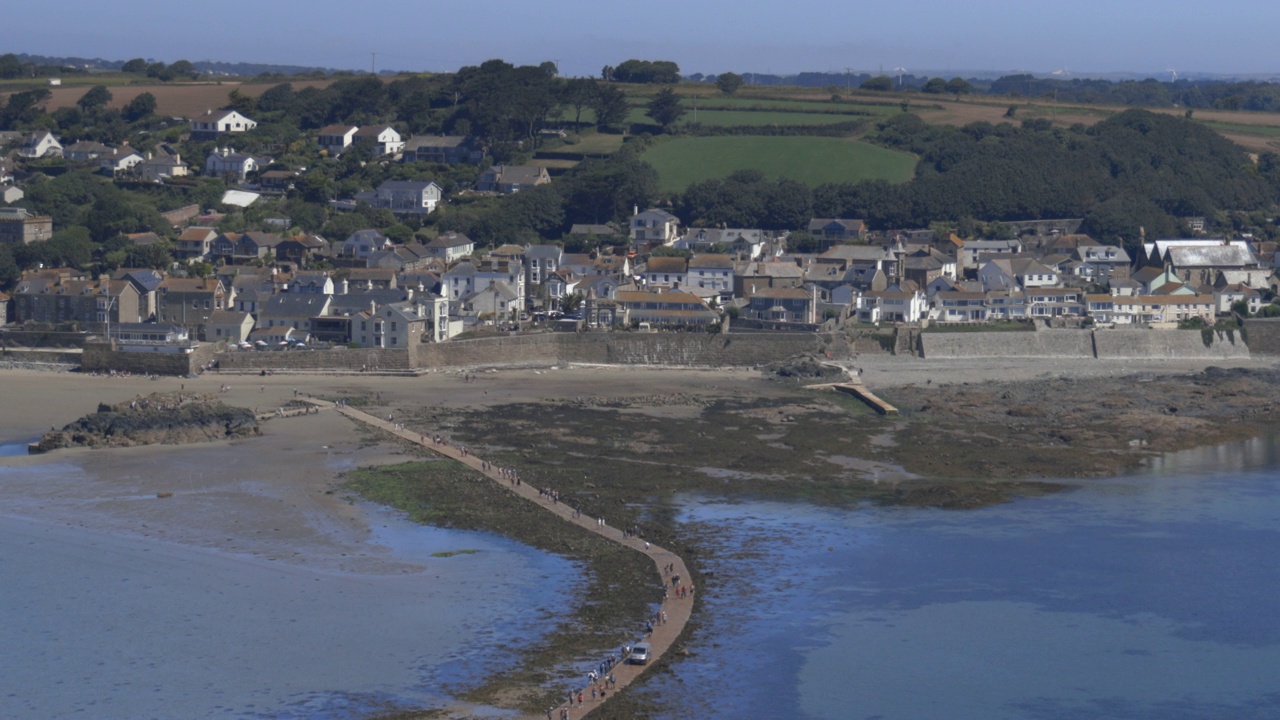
686;254;734;295
205;148;264;181
858;289;928;324
978;258;1059;292
353;125;405;156
1213;284;1263;316
318;125;359;154
932;290;989;323
643;256;688;289
190;110;257;138
99;148;145;176
423;232;475;262
18;131;62;159
630;208;680;245
441;259;525;310
354;180;442;214
1088;294;1214;326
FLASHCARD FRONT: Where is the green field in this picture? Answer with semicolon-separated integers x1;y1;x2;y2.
561;132;626;154
627;94;904;115
1196;120;1280;138
620;107;870;127
642;136;918;193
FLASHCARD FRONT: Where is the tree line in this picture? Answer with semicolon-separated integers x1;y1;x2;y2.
670;109;1280;248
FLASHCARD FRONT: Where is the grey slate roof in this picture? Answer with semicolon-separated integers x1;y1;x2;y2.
260;294;330;319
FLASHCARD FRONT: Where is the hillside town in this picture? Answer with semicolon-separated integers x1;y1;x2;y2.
2;192;1273;352
1;75;1277;365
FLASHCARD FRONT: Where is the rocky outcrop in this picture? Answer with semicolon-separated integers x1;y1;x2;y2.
767;353;846;381
32;392;259;453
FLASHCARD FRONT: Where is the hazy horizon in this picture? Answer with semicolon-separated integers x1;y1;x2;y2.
8;1;1280;79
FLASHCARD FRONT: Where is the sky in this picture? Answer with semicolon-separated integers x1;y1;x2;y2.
11;0;1280;78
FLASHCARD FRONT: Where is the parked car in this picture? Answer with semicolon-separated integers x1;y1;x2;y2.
627;642;651;664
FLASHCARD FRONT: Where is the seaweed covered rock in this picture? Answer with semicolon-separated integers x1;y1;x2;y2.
767;353;845;381
33;392;259;452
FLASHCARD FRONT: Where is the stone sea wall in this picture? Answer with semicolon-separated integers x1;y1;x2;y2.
82;342;218;376
207;332;828;372
215;347;414;372
1242;318;1280;356
919;330;1094;359
1093;329;1249;360
920;328;1249;360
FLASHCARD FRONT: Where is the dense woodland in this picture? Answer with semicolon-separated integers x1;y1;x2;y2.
3;54;1280;289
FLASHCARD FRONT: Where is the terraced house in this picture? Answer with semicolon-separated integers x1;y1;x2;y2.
615;289;719;327
12;276;141;326
155;278;226;329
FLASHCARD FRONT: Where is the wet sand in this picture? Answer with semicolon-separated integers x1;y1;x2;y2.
3;356;1275;559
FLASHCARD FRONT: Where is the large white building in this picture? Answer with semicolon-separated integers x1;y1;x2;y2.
190;110;257;139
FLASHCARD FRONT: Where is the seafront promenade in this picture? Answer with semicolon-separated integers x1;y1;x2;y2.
322;400;693;719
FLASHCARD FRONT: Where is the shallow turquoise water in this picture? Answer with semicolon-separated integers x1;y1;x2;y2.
641;436;1280;719
0;484;577;720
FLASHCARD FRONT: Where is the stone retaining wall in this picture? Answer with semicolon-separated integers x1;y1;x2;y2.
0;348;82;364
82;342;218;376
1092;329;1249;360
920;330;1094;359
215;347;413;372
1242;319;1280;356
416;332;827;368
204;332;830;372
921;328;1249;360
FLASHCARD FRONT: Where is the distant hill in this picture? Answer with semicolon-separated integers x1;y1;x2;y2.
12;53;337;78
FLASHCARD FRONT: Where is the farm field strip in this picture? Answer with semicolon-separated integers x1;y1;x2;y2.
642;136;917;192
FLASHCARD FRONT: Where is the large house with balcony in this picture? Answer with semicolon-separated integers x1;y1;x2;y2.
354;180;442;215
630;208;680;245
353;125;405;156
190;110;257;140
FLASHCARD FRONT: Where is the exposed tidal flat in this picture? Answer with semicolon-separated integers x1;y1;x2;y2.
5;362;1280;718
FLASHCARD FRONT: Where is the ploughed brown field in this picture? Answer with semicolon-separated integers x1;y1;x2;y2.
29;80;333;118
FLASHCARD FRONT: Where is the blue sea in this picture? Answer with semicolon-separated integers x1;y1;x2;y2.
636;436;1280;719
0;472;578;720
